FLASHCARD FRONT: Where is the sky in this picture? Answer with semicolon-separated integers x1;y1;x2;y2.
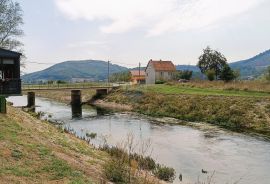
17;0;270;73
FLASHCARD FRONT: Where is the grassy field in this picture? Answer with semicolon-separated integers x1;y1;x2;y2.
128;83;270;97
0;106;108;183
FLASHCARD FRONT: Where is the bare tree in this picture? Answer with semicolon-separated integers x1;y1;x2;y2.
0;0;23;51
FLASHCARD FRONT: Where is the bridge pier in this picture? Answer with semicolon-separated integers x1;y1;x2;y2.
71;90;82;118
27;92;35;112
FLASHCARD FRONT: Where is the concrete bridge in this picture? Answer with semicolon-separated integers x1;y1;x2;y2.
22;84;116;91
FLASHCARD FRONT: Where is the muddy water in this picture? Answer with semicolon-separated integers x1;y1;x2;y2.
8;96;270;184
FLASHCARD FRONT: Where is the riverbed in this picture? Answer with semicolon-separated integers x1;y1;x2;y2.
8;96;270;184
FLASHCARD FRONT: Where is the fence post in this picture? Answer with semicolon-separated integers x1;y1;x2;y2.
0;96;6;114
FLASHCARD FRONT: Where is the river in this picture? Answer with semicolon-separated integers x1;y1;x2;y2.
7;96;270;184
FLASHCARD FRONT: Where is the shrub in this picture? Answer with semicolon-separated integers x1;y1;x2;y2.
86;132;97;139
104;159;129;183
155;80;165;84
130;154;156;171
205;70;216;81
153;164;175;182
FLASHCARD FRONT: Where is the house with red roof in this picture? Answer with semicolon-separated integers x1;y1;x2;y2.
145;60;176;84
130;70;146;84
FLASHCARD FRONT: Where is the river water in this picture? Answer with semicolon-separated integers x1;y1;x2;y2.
7;96;270;184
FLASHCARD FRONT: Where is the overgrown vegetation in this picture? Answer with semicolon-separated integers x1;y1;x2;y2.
110;71;131;83
104;84;270;138
173;70;193;80
100;134;176;183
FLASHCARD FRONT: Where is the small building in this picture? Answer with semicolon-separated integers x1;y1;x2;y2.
0;48;22;96
130;70;146;84
145;60;176;84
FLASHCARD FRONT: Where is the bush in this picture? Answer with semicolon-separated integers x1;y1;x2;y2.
174;70;193;80
86;132;97;139
104;159;129;183
130;154;156;170
205;70;215;81
153;164;175;182
219;64;236;82
155;80;165;84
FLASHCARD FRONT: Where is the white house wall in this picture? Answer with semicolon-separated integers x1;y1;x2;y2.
155;71;173;81
146;63;156;84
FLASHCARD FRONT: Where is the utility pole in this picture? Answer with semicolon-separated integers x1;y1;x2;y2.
107;60;110;86
138;62;141;85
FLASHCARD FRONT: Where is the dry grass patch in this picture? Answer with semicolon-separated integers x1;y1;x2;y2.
0;106;108;184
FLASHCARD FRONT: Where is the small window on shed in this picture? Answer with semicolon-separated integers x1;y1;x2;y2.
3;59;14;65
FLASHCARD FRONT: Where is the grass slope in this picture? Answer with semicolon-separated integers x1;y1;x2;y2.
0;106;108;184
136;84;270;97
104;83;270;138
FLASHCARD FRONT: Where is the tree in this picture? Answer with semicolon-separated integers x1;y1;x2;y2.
205;69;215;81
173;70;193;80
219;64;236;82
110;71;131;83
0;0;23;51
197;46;227;80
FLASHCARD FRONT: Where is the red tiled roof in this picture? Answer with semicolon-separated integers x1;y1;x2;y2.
147;60;176;71
130;70;146;77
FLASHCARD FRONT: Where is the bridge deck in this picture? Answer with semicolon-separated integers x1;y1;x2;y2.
22;86;115;91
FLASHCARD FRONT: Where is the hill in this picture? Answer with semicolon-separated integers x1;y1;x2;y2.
176;49;270;79
23;49;270;82
22;60;128;82
230;49;270;79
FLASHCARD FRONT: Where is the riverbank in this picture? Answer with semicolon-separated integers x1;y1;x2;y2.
103;86;270;138
28;83;270;138
0;106;108;183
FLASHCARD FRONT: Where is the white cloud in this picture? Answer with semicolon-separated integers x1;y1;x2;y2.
67;40;107;48
55;0;264;36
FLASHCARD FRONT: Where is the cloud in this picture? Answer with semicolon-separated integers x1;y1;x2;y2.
67;40;107;48
55;0;264;36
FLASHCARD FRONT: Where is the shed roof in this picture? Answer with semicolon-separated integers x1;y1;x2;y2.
0;48;22;58
147;60;176;71
130;70;146;76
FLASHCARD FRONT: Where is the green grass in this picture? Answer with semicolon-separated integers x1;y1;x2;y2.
136;84;270;97
0;107;106;183
105;87;270;138
42;157;82;180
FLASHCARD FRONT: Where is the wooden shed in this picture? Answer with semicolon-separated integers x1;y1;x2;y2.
0;48;22;96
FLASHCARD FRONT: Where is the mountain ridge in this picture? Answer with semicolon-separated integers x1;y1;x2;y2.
22;49;270;82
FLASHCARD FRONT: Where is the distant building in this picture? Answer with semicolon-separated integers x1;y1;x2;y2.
71;78;94;83
130;70;146;84
145;60;176;84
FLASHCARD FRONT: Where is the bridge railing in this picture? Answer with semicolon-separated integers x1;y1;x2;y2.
22;82;113;90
